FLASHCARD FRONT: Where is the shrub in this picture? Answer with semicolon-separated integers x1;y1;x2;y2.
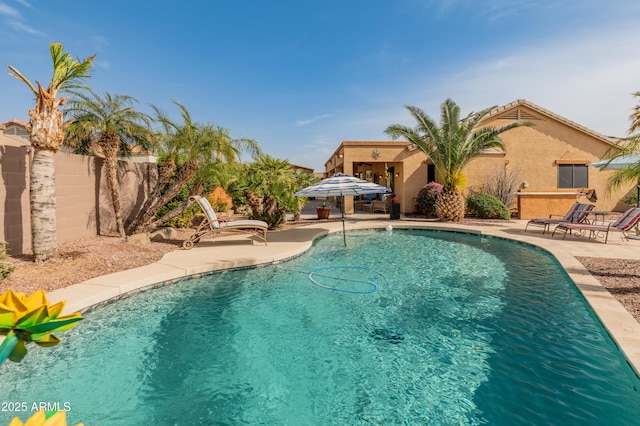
481;165;522;209
416;182;443;217
0;242;14;281
621;191;638;208
466;194;510;220
208;187;233;212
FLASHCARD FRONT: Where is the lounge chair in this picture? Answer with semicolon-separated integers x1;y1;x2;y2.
525;203;594;234
552;207;640;243
182;196;268;249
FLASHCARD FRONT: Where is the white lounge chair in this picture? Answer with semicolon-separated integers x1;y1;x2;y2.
182;196;268;249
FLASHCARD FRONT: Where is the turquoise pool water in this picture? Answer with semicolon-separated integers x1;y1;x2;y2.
1;229;639;425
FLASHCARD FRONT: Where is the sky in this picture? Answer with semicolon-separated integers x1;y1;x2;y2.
1;1;639;172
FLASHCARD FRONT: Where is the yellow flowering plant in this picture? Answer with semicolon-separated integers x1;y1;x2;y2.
0;290;82;365
8;409;83;426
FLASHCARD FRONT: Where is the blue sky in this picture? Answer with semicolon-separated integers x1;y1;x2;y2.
1;1;639;171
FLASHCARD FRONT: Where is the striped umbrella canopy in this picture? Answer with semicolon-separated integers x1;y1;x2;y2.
294;173;391;197
294;173;391;246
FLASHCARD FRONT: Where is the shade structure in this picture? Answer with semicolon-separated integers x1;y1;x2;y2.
294;173;391;245
588;153;640;169
589;153;640;207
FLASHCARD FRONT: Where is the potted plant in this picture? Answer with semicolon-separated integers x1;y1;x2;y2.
389;196;401;220
317;202;331;219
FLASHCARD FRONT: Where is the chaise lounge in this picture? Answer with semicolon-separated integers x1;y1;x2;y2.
552;207;640;243
525;203;594;234
182;196;268;249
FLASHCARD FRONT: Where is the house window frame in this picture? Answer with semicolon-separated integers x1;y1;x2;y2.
556;161;589;188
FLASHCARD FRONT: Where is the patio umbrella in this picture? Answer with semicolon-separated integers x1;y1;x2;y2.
589;153;640;207
294;173;391;246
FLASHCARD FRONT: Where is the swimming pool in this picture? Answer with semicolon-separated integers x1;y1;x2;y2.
1;229;639;424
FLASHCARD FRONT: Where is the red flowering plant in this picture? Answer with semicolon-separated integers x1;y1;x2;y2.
390;196;399;203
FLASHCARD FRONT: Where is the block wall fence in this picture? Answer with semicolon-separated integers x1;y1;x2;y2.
0;145;157;255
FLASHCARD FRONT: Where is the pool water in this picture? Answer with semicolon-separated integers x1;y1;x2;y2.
1;229;639;425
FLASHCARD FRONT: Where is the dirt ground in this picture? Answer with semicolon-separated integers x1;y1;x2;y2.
3;220;640;323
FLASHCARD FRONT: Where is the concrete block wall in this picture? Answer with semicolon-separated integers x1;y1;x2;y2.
0;148;157;255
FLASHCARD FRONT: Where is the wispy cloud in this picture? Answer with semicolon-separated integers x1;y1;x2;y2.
9;20;45;36
0;2;20;17
15;0;31;8
0;1;45;37
295;114;332;127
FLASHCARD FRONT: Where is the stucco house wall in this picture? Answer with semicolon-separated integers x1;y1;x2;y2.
468;100;629;213
323;100;633;216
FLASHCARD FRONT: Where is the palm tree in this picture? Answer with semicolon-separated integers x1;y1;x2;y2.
126;101;261;234
385;99;529;222
7;43;95;262
65;91;153;239
234;155;297;228
630;91;640;134
601;92;640;203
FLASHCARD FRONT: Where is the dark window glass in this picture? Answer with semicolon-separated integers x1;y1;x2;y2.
558;164;588;188
427;164;436;183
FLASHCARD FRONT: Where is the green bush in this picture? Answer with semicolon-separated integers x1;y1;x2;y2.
0;242;14;281
621;191;638;207
466;194;510;220
416;182;443;217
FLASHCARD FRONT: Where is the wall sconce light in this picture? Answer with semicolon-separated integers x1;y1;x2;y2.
395;172;399;178
523;181;529;188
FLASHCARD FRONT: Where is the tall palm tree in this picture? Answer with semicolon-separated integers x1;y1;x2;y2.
65;91;153;239
629;91;640;134
385;99;529;222
126;101;260;234
7;43;95;262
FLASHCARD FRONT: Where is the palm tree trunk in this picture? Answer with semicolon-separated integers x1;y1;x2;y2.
104;153;126;239
146;199;192;231
30;149;58;262
101;134;126;239
435;186;465;222
129;162;200;234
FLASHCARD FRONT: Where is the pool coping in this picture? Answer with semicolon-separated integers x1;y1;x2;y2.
43;218;640;377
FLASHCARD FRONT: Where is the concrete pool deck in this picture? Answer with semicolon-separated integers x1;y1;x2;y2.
47;209;640;376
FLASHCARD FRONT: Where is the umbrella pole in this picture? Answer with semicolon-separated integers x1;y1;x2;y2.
342;195;347;246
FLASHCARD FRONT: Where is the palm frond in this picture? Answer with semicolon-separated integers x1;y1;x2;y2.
385;99;530;188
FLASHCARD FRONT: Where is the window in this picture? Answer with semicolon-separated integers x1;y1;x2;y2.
558;164;588;188
427;164;436;183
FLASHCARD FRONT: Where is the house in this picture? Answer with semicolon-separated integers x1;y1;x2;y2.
324;99;633;218
1;119;30;140
1;118;157;162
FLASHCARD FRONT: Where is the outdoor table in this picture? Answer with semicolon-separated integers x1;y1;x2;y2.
589;211;609;225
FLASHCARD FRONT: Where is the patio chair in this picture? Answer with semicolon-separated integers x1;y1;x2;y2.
552;207;640;243
182;196;268;249
525;203;594;234
371;194;391;213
